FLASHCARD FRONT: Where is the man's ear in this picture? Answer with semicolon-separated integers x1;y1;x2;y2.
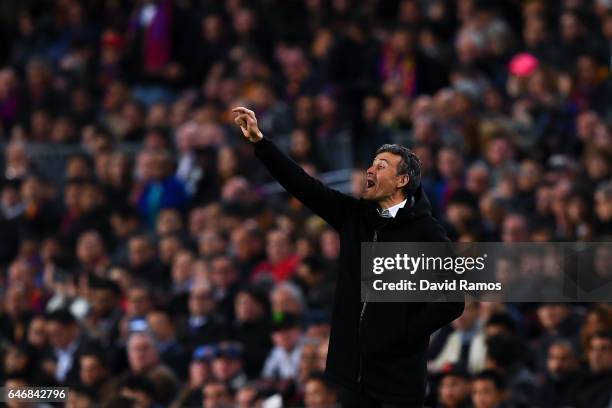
397;174;409;189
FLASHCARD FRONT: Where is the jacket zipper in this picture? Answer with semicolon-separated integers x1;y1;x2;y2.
357;229;378;384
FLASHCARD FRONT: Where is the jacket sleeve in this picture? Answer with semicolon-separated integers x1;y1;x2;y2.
253;137;357;231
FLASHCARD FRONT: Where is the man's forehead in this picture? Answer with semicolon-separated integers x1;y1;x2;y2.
373;152;401;164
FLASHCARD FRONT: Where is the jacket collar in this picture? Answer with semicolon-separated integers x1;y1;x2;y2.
363;184;432;226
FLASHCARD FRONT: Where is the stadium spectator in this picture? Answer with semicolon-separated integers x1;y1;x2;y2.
535;338;581;408
262;312;303;381
568;330;612;408
471;370;512;408
436;368;472;408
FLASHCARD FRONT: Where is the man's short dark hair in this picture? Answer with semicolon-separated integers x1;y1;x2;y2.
473;370;506;390
486;334;527;369
375;144;421;197
46;309;77;325
120;374;156;397
89;276;121;297
485;313;516;333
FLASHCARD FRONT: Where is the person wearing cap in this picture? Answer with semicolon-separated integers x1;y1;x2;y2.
233;107;465;406
262;312;304;382
170;344;216;408
211;341;248;392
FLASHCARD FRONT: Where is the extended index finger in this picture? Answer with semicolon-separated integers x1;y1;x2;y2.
231;107;251;115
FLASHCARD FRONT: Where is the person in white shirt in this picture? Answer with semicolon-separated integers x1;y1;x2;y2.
262;312;304;381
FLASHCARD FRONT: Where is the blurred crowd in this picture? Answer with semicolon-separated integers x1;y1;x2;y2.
1;0;612;407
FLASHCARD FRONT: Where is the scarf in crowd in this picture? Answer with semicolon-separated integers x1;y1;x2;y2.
128;0;172;73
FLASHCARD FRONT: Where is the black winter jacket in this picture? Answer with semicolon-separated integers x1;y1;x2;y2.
254;137;465;405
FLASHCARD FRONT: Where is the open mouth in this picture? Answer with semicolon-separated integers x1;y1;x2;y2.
366;179;375;189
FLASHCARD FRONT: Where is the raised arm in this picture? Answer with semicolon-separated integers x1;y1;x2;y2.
232;107;357;231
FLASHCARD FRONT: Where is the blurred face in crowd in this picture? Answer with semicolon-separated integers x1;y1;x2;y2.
64;182;81;210
272;327;302;351
299;341;320;383
160;235;183;264
588;335;612;373
129;237;154;268
363;152;409;203
561;12;582;42
20;176;42;203
202;14;223;42
304;378;337;408
198;229;226;257
295;96;314;126
320;229;339;259
27;316;48;347
437;148;463;180
66;156;92;179
595;189;612;221
189;284;215;317
126;287;152;317
486;138;514;168
212;356;242;381
46;320;78;349
271;286;302;314
266;230;293;264
471;379;505;408
501;214;529;243
157;208;183;235
189;360;210;388
230;227;260;261
466;164;489;196
210;256;238;290
439;375;470;408
217;146;238;180
576;111;600;142
171;250;194;284
537;304;569;331
147;310;175;342
4;346;29;373
517;160;542;192
203;382;232;408
76;231;106;266
90;287;118;317
79;355;107;386
235;291;265;322
290;129;312;160
523;17;547;47
8;260;33;291
127;333;159;373
150;150;172;180
136;150;155;181
547;343;579;378
110;212;139;239
594;246;612;278
236;386;257;408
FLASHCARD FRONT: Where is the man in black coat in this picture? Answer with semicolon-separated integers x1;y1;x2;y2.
232;107;465;406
